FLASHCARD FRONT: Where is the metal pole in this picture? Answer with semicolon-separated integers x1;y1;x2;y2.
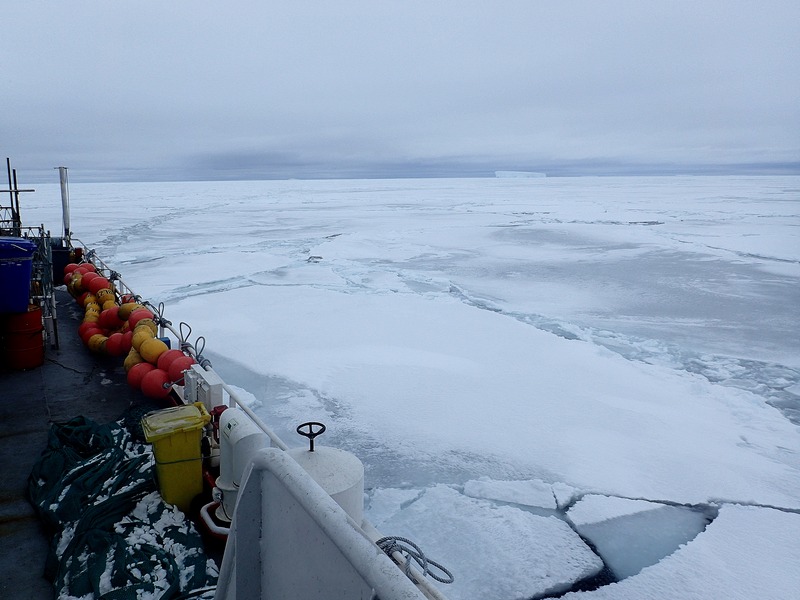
12;168;21;235
58;166;71;239
6;158;15;230
5;158;12;206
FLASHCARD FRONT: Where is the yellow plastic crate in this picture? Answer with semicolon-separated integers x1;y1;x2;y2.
142;402;211;511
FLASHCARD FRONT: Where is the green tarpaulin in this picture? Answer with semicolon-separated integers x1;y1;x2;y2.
28;416;217;599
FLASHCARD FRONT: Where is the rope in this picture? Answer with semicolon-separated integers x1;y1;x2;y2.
375;536;454;585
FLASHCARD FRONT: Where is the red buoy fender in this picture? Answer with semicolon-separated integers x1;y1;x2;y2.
141;368;172;399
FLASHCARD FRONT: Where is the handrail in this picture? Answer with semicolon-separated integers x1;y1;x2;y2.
219;379;290;451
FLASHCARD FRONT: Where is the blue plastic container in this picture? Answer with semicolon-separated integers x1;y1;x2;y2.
0;237;37;313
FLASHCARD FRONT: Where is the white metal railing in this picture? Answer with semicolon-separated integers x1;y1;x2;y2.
219;380;289;451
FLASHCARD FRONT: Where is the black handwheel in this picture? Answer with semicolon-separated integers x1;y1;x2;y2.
296;421;326;452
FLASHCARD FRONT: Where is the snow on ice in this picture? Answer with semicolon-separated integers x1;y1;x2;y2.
560;504;800;600
371;484;603;599
26;175;800;599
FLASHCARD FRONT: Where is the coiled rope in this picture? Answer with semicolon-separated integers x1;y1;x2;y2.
376;536;454;584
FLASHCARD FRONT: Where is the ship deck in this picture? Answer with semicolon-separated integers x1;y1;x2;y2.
0;289;158;599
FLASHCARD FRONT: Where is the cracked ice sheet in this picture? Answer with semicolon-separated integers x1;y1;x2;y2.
369;485;603;600
173;284;800;509
33;176;798;597
566;495;711;580
463;477;569;510
567;495;671;526
561;504;800;600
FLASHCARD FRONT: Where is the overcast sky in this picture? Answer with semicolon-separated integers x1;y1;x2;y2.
3;1;799;182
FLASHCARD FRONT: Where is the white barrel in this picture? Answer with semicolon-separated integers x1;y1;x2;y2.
287;446;365;524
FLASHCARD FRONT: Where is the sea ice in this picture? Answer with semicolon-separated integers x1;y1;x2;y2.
373;484;603;600
23;175;800;599
566;495;711;580
366;487;423;527
561;504;800;600
463;476;559;510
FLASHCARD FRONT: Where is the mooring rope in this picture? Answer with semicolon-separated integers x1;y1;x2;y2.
376;536;454;584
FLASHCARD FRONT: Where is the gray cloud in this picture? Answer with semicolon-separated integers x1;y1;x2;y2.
3;1;799;182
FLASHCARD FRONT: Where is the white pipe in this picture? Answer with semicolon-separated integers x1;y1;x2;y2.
199;501;231;537
58;167;70;239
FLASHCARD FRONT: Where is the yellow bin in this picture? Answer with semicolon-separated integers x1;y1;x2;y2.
142;402;211;511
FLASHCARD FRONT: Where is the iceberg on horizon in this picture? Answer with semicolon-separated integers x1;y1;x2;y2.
495;170;546;178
